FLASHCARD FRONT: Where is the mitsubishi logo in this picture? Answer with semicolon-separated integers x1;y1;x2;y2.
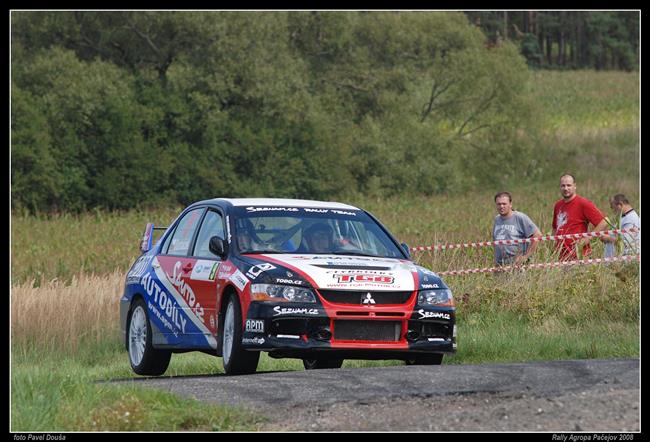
362;293;376;305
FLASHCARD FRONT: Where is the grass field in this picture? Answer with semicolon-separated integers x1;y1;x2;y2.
10;70;640;431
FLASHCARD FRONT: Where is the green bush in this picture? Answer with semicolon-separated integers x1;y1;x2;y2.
12;11;536;213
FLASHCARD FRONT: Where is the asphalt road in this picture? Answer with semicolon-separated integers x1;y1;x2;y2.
113;358;640;431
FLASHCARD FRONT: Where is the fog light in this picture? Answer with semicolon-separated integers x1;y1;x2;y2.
406;329;420;342
312;327;332;341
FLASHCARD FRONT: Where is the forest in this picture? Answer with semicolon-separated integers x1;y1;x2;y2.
466;11;639;70
11;11;639;213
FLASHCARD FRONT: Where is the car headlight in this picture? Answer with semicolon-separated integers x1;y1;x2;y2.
251;284;316;303
418;289;454;307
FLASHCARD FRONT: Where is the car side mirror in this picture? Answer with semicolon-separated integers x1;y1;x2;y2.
401;242;411;259
209;236;228;258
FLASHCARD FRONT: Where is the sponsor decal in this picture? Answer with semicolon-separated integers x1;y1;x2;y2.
246;263;276;279
417;309;451;320
275;278;303;285
141;272;187;333
191;260;220;281
245;319;265;333
230;269;249;291
337;274;394;284
362;293;376;305
167;261;205;322
242;337;266;345
209;264;219;280
273;306;319;316
217;262;235;279
264;255;416;291
302;208;357;216
421;283;440;289
246;206;299;213
332;210;356;216
148;301;179;337
127;255;154;282
244;206;357;216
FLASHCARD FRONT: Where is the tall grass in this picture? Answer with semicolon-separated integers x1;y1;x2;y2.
11;271;124;353
11;207;180;286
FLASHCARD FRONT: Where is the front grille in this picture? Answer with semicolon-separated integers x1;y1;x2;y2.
318;290;413;305
334;320;402;341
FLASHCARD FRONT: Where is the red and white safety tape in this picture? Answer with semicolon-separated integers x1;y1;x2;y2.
411;227;640;252
437;254;640;277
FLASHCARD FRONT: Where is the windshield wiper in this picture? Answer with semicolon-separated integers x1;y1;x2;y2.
241;250;283;254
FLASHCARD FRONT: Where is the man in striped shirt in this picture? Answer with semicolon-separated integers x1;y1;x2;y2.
602;193;640;257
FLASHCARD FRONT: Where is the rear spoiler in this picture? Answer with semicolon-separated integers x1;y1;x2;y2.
140;223;168;253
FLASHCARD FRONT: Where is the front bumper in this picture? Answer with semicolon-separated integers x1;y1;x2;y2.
242;301;456;358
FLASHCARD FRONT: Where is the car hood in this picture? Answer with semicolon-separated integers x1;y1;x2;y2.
246;254;425;291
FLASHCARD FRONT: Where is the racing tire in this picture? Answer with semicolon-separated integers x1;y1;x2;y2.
303;358;344;370
222;294;260;375
127;299;172;376
404;353;444;366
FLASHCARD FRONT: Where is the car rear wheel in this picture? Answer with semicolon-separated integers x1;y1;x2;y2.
222;294;260;375
303;358;344;370
405;353;444;365
128;299;171;376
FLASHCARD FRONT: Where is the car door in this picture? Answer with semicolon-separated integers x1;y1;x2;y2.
154;207;218;349
184;208;227;337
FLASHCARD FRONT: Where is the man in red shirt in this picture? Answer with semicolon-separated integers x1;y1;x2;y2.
552;174;608;260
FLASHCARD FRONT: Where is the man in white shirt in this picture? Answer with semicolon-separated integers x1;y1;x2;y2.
602;194;640;257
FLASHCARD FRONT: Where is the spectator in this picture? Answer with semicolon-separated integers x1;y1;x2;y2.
552;174;608;260
602;194;640;257
492;191;543;266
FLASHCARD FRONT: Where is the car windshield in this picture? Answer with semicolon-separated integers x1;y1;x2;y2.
233;206;405;258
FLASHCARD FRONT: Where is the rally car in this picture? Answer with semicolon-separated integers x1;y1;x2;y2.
120;198;456;375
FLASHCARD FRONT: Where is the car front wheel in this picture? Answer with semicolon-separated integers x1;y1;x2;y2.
128;299;171;376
